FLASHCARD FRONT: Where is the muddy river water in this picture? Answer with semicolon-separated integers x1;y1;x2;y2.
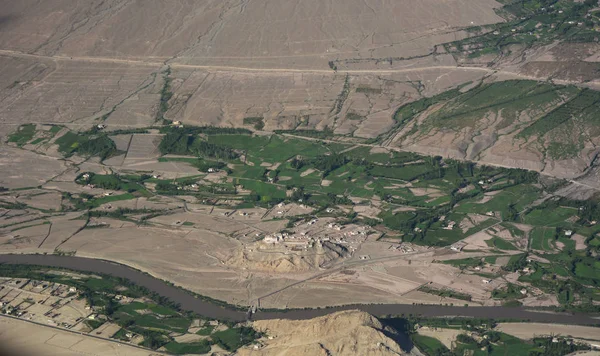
0;254;598;325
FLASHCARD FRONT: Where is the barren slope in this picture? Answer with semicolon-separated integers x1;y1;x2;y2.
0;0;502;68
238;310;411;356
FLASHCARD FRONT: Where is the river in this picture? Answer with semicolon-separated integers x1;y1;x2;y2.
0;254;598;325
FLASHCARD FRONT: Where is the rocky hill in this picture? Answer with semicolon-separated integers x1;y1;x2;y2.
237;310;413;356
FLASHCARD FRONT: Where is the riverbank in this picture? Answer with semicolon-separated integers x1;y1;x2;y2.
0;254;598;325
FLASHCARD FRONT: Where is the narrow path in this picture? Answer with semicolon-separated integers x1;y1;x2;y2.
36;222;53;248
0;49;591;87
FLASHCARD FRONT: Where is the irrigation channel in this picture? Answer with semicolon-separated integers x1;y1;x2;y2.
0;254;598;325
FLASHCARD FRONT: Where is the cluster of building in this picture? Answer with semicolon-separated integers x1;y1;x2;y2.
260;219;370;253
389;243;417;254
0;278;92;331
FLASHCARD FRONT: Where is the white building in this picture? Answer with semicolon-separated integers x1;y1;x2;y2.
264;235;281;244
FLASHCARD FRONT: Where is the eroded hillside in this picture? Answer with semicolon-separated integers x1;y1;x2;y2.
238;310;412;356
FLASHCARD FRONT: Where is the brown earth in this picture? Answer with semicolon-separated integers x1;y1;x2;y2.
0;315;165;356
238;310;412;356
1;1;598;178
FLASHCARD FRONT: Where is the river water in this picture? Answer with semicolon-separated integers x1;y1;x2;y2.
0;254;598;325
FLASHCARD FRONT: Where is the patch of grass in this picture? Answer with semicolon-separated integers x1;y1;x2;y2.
529;227;556;251
89;193;135;208
411;334;449;356
196;325;215;335
500;222;524;238
243;117;265;130
346;112;365;121
164;340;212;355
55;131;118;160
114;310;190;333
29;137;45;145
157;68;173;122
519;89;600;139
369;164;435;181
486;237;518;250
111;328;128;340
575;262;600;281
418;285;472;301
492;282;525;300
456;184;541;219
85;319;105;329
484;256;498;264
8;124;36;146
236;179;286;201
49;125;63;134
211;327;260;351
523;206;576;227
356;86;382;94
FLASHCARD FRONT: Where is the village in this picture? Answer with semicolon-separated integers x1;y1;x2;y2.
0;276;100;332
0;275;247;354
261;217;371;252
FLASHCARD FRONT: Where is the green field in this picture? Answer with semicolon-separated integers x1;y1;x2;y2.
196;325;215;335
529;227;556;251
55;131;118;160
485;237;518;250
425;81;569;131
453;332;537;356
211;327;260;351
8;124;36;146
243;117;264;130
146;123;551;246
456;184;541;219
164;341;211;355
411;334;449;355
523;206;577;226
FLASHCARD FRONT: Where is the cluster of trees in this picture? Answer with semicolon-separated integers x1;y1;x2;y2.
243;117;264;130
157;68;173;123
310;154;349;177
56;131;118;161
211;327;261;351
530;337;591;356
503;253;529;272
77;135;118;161
192;159;227;173
159;132;239;160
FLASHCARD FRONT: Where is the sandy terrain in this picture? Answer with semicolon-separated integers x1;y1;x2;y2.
0;147;67;189
497;323;600;342
240;310;412;356
461;230;494;250
0;0;596;175
0;1;502;66
572;234;588;250
0;315;165;356
90;322;121;339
